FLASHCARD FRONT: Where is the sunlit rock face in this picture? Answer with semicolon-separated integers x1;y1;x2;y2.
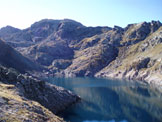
96;24;162;86
0;19;162;85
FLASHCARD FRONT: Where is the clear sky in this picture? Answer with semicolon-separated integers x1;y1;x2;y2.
0;0;162;29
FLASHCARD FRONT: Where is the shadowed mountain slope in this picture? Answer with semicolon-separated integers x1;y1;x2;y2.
0;39;41;73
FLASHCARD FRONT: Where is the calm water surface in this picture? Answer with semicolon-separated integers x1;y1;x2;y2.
48;77;162;122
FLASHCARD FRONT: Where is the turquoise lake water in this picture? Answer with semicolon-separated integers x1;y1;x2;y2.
48;77;162;122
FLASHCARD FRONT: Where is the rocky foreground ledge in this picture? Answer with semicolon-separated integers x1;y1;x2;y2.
0;66;80;122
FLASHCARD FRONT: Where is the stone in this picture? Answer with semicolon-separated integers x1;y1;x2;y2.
0;65;80;121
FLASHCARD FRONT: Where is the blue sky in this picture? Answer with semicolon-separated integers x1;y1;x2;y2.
0;0;162;29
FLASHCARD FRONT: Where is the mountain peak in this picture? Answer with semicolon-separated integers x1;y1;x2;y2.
30;19;84;29
0;26;21;37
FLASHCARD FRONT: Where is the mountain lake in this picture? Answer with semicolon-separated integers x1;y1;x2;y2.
47;77;162;122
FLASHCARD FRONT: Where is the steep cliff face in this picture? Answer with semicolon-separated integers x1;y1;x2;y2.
0;19;162;85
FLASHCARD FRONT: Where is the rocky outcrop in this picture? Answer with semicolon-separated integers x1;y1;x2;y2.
64;43;118;77
122;21;161;46
0;65;80;121
96;26;162;86
0;83;64;122
0;66;80;112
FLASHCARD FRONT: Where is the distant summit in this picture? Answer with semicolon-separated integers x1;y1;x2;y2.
0;25;21;37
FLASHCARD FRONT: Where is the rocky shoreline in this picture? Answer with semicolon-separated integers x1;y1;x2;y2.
0;65;80;122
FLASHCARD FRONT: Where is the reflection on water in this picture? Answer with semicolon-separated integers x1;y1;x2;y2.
48;77;162;122
82;120;127;122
